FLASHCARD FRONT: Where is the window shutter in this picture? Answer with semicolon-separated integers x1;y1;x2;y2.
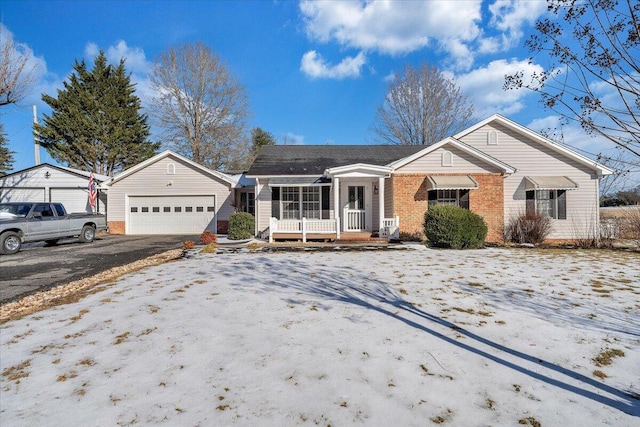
271;187;280;220
459;190;470;210
526;191;535;215
557;190;567;220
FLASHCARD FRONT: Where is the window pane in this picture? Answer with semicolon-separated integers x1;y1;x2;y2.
131;207;138;213
196;206;204;212
163;207;171;213
152;207;160;213
207;206;215;212
142;207;149;213
281;187;300;219
175;207;182;212
185;207;193;212
557;190;567;220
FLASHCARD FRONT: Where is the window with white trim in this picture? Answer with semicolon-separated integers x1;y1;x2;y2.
526;190;566;220
428;189;470;209
273;186;328;220
281;187;300;219
167;163;175;174
302;187;321;219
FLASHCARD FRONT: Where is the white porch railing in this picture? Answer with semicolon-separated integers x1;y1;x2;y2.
345;209;366;231
380;216;400;239
269;217;339;243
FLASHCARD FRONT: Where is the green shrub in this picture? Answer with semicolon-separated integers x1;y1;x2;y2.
423;205;488;249
228;212;255;240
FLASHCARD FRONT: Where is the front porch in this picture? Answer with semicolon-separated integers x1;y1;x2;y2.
268;216;400;243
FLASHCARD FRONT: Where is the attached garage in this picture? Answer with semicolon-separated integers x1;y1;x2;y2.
104;151;236;235
127;195;216;234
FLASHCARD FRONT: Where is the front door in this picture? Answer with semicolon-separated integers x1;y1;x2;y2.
342;184;371;231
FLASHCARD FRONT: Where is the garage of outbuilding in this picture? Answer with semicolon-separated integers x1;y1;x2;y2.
103;150;235;235
0;163;108;213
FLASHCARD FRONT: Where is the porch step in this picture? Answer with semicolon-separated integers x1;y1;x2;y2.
336;232;387;243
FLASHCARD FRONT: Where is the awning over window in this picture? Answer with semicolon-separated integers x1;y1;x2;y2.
268;176;331;187
525;176;579;190
427;175;479;190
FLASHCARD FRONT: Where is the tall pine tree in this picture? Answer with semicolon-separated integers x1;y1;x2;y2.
0;123;15;176
35;51;158;175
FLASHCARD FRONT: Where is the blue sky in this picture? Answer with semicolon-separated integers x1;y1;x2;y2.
0;0;625;179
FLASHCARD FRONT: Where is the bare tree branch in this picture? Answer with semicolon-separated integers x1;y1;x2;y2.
0;25;38;107
504;0;640;162
149;42;250;170
373;64;474;145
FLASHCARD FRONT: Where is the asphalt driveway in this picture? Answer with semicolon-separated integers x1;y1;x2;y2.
0;234;197;303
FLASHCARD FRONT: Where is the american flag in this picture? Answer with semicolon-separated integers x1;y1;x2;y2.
88;173;97;210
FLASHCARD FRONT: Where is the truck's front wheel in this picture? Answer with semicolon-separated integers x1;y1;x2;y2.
79;225;96;243
1;231;22;255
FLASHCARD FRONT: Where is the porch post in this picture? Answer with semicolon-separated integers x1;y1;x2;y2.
378;177;385;234
333;177;340;233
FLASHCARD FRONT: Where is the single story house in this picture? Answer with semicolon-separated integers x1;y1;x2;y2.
246;114;612;242
103;150;236;235
0;163;108;213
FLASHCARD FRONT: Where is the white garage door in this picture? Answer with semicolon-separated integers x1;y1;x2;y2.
128;196;216;234
50;188;90;213
0;187;46;203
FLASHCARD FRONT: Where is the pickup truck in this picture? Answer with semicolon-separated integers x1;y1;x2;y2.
0;202;107;254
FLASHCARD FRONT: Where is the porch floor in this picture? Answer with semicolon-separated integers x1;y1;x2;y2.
271;231;388;243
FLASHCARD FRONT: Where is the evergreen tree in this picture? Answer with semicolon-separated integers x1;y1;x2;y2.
250;127;276;156
0;123;15;176
35;51;158;175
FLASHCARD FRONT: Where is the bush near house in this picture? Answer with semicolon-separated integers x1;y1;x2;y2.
505;213;552;245
423;205;488;249
228;212;255;240
200;231;217;245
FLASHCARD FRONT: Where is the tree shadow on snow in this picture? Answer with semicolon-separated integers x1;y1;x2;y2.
229;255;640;417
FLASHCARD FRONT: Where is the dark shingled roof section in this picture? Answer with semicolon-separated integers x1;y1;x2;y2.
247;145;426;176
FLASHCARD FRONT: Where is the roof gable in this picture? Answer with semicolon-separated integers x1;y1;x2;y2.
1;163;109;182
104;150;235;186
388;137;516;173
455;114;613;176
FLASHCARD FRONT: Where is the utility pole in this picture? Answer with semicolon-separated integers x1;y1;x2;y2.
33;104;40;165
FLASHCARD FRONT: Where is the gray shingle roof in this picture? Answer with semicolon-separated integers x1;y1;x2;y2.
247;145;425;176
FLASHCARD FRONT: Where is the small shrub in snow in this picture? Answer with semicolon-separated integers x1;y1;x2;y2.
199;231;217;244
228;212;254;240
201;243;218;254
423;205;487;249
182;241;195;250
505;213;552;245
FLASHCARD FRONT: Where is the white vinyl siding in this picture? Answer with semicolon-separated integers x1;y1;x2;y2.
0;165;106;213
106;156;233;233
395;146;501;174
459;123;599;239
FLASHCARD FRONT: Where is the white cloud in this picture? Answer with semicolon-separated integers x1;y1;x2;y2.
300;50;366;79
282;132;305;145
455;58;544;117
486;0;548;51
299;0;549;71
84;40;151;74
300;0;481;56
1;23;50;105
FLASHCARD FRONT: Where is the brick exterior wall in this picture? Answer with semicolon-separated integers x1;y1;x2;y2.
391;173;505;243
108;221;125;235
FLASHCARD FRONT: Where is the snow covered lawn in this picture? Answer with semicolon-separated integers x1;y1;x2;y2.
1;246;639;426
